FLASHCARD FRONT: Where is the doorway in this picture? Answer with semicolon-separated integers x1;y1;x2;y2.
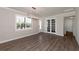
64;16;75;36
47;19;55;34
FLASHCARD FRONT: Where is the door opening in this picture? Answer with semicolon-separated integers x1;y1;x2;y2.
64;16;75;36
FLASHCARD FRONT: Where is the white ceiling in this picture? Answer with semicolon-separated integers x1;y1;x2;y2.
9;7;75;17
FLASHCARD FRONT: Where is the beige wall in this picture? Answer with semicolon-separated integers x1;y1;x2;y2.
0;8;40;43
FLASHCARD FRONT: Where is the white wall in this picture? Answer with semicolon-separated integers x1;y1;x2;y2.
41;15;64;36
54;14;64;36
41;11;76;36
72;16;77;37
76;8;79;45
0;8;40;43
64;18;73;33
40;18;46;32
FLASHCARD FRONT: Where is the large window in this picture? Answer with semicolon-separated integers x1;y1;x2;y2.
16;15;32;30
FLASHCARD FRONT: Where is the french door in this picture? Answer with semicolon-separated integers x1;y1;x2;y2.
47;19;55;33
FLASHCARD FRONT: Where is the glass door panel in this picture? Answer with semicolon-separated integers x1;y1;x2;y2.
47;20;50;32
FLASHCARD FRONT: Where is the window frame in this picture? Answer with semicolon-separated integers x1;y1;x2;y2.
15;14;32;31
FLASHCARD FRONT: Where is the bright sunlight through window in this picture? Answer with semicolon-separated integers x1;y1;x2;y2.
16;15;32;30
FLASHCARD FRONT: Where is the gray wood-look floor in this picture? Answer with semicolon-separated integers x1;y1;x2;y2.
0;32;79;51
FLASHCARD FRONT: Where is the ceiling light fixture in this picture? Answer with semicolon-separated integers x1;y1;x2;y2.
32;7;36;10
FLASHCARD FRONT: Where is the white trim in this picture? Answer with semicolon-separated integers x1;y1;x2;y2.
15;14;33;32
0;32;40;44
45;18;56;34
43;32;56;34
43;32;64;36
1;7;27;15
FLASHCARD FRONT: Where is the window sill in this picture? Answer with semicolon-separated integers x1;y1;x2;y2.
15;28;32;32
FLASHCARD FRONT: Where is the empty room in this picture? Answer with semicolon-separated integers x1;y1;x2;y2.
0;7;79;51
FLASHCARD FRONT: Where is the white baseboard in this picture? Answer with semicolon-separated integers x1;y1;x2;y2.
43;32;56;34
43;32;64;36
0;32;40;44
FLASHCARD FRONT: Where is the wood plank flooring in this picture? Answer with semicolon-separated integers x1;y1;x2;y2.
0;32;79;51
